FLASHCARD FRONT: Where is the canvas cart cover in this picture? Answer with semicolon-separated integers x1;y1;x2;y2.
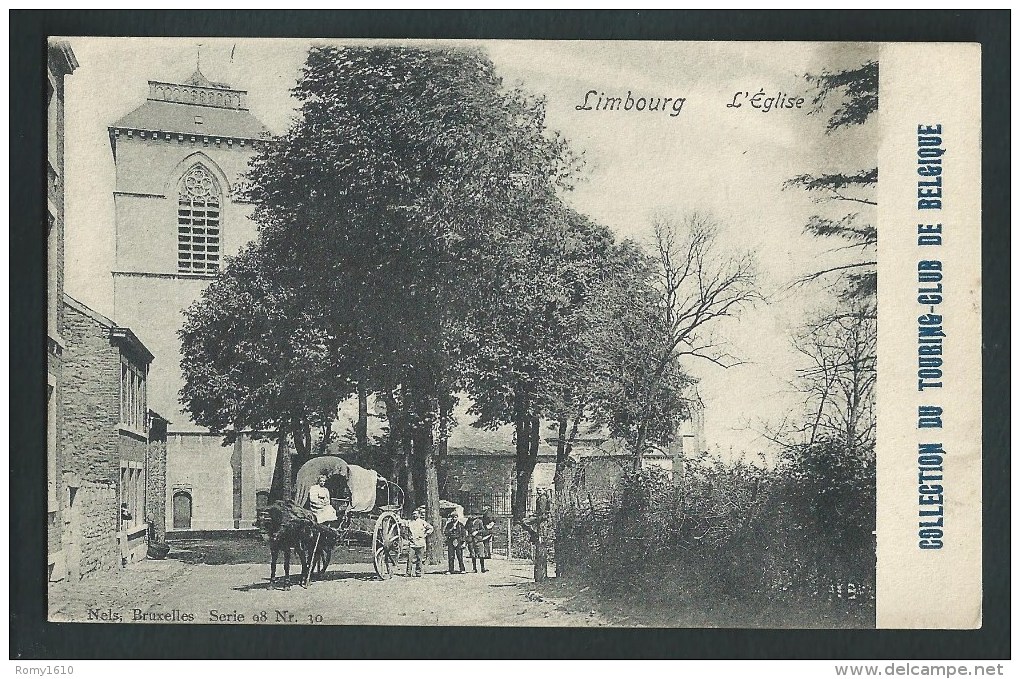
419;500;465;523
346;464;378;512
443;500;466;523
293;456;349;509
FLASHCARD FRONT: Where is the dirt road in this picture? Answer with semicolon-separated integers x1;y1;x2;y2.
49;537;609;627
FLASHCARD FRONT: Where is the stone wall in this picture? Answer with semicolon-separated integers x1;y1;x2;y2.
61;299;156;578
443;455;515;502
562;456;628;507
145;439;167;543
61;303;120;488
76;482;118;577
443;453;556;516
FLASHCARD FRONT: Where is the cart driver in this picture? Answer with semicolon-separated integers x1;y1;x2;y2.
308;475;339;524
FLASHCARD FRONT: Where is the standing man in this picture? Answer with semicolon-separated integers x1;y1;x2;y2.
402;508;434;577
467;508;496;573
535;488;551;523
444;514;467;574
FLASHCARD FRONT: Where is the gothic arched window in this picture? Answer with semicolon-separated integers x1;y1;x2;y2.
177;164;221;273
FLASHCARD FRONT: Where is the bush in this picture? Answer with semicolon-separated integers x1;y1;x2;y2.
555;442;875;624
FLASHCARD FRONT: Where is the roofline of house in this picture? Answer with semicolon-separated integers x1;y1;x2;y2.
110;327;155;365
63;293;154;365
63;293;116;328
148;409;171;425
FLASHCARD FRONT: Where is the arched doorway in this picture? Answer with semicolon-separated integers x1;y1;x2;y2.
172;491;193;529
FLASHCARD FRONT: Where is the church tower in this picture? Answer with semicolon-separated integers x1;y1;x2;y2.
110;65;275;531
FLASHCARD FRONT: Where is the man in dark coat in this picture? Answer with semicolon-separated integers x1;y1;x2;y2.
535;488;552;522
444;515;467;574
467;509;495;573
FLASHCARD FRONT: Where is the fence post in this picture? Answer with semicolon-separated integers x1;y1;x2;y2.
506;515;512;561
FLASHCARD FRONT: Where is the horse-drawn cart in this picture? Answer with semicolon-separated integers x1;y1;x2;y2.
293;456;405;580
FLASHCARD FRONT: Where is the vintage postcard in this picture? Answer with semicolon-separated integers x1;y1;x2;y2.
45;37;980;629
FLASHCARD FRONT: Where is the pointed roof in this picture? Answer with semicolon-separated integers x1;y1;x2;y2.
182;67;231;90
112;100;270;141
110;72;271;142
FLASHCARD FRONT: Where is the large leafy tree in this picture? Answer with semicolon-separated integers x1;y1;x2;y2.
236;45;579;562
179;244;353;499
456;203;620;521
542;229;652;494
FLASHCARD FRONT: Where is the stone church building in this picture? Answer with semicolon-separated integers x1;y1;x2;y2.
109;66;276;533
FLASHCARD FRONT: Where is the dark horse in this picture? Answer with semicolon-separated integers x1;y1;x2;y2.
306;507;353;581
256;500;319;589
257;500;343;588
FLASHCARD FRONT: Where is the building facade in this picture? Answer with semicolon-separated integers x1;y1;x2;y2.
165;433;277;533
61;294;159;577
47;40;78;582
109;66;274;533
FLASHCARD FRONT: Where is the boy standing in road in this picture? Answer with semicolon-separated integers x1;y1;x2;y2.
402;509;434;577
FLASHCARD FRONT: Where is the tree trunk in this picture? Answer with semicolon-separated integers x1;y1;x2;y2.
527;416;544;580
437;398;451;497
382;389;411;508
555;418;567;463
291;417;312;478
513;415;542;551
516;514;548;581
634;421;648;471
512;415;542;522
511;412;552;583
405;375;443;565
553;414;581;504
437;428;449;498
320;421;332;455
512;417;534;521
268;428;292;502
355;384;369;450
423;441;443;565
529;415;540;457
403;450;416;509
534;539;549;582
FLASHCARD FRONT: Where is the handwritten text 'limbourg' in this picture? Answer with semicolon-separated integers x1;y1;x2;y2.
575;90;686;117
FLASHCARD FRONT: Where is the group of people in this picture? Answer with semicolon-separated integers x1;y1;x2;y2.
443;510;495;575
306;474;498;578
399;508;496;577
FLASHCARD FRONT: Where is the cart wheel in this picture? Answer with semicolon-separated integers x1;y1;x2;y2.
373;511;402;580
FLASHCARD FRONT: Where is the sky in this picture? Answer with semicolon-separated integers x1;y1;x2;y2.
61;38;878;458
